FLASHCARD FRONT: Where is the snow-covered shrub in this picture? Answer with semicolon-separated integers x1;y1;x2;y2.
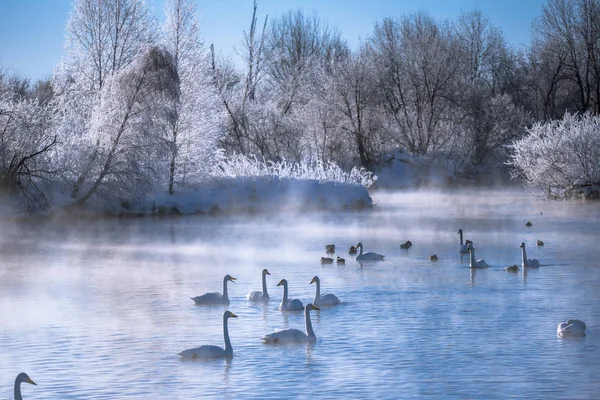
212;153;377;188
508;112;600;198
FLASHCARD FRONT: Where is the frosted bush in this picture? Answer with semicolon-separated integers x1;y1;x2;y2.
509;112;600;198
212;153;377;188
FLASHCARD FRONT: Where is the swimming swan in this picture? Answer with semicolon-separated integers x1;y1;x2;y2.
355;242;385;261
310;276;340;306
557;319;586;338
277;279;304;311
247;269;270;302
263;303;320;344
457;229;470;254
520;242;540;268
467;243;488;268
179;311;237;358
191;274;236;305
14;372;36;400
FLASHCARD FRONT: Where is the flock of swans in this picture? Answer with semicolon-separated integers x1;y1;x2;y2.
10;229;586;398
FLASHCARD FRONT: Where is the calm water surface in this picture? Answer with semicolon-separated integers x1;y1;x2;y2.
1;189;600;399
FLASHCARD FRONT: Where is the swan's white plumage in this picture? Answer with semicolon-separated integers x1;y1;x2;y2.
310;276;340;306
263;304;320;344
14;372;36;400
467;244;488;268
247;269;270;302
191;275;236;305
179;311;237;358
520;242;540;268
277;279;304;311
557;319;586;338
457;229;470;254
355;242;385;261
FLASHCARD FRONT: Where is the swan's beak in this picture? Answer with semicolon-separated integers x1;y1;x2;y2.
265;270;271;275
314;305;321;311
277;280;284;286
229;276;237;283
310;277;316;284
230;312;238;318
27;377;36;385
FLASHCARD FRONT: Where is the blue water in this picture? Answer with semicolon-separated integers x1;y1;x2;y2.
1;188;600;399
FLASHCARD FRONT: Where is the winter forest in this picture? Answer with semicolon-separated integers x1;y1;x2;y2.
1;0;600;215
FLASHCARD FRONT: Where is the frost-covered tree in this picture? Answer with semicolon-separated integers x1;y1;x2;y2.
161;0;225;193
0;93;57;212
509;112;600;197
67;46;179;209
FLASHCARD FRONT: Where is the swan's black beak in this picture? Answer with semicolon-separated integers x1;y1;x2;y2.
230;312;238;318
229;277;237;283
27;377;36;386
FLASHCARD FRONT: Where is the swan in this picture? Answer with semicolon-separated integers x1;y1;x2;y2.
277;279;304;311
355;242;385;261
263;303;320;344
247;269;270;302
321;257;334;264
179;311;237;358
191;274;236;305
400;240;412;249
457;229;471;254
310;276;340;306
557;319;586;338
336;256;345;265
520;242;540;268
14;372;36;400
467;243;488;268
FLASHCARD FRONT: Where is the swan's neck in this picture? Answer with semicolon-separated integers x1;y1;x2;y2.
469;249;476;267
222;277;229;299
14;379;23;400
223;315;232;353
357;243;364;256
313;280;321;304
459;231;464;246
280;282;288;307
261;274;268;296
305;308;316;338
521;246;527;266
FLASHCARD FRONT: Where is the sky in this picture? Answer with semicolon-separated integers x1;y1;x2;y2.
0;0;547;82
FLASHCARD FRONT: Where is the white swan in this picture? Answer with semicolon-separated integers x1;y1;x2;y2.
467;243;488;268
277;279;304;311
557;319;586;338
263;303;320;344
179;311;237;358
457;229;471;254
520;242;540;268
310;276;340;306
191;274;236;305
247;269;270;302
14;372;36;400
355;242;385;261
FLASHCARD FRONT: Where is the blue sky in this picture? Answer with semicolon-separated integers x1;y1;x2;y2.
0;0;546;82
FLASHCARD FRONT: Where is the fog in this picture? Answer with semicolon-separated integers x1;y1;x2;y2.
2;187;600;398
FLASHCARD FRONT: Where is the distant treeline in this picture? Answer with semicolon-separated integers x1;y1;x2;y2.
1;0;599;214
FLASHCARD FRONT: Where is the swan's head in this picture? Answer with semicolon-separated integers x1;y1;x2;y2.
277;279;287;287
224;275;237;283
457;229;463;235
520;242;526;248
356;242;363;248
262;269;271;276
223;311;238;319
16;372;36;386
306;303;320;311
310;276;320;285
467;243;474;251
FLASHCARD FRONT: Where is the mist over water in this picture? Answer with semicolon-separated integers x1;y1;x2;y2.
1;188;600;399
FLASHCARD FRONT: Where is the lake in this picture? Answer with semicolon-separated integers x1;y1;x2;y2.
1;188;600;399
